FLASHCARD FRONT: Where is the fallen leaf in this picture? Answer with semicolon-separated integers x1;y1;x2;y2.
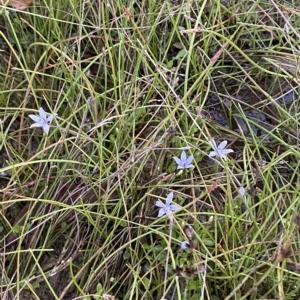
206;180;221;194
210;41;229;64
180;28;202;35
0;0;32;10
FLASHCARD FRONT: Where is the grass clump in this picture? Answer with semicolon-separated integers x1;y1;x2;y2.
1;0;300;299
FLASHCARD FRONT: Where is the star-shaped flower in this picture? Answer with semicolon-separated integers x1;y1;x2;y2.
29;107;56;135
173;151;194;169
208;139;233;161
155;192;180;218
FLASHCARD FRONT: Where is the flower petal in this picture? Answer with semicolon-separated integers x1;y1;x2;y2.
46;114;54;123
155;200;165;208
29;115;42;122
180;151;187;161
224;149;234;154
158;208;166;217
165;192;173;205
209;139;217;151
169;204;180;212
173;156;182;165
208;151;217;157
30;123;43;128
238;187;245;197
39;107;47;120
186;155;193;166
180;241;189;250
218;140;228;150
43;123;50;134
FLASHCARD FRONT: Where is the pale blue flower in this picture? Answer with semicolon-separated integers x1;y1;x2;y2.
29;107;56;135
155;192;180;217
173;151;194;169
208;139;233;161
180;241;189;250
238;187;246;197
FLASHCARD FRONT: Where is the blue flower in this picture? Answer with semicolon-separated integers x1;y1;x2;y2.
29;107;56;135
155;192;180;217
238;187;246;197
173;151;194;169
180;241;190;250
208;139;233;161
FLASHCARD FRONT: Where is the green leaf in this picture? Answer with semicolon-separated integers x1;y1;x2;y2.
175;49;188;59
202;239;214;247
96;283;103;294
188;279;201;290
